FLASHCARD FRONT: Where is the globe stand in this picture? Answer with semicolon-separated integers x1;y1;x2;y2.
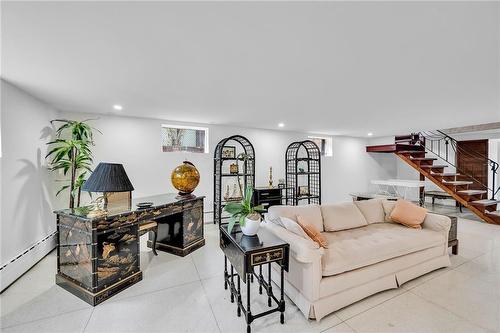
176;192;196;200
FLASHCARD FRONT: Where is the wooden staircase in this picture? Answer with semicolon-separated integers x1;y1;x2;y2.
367;134;500;225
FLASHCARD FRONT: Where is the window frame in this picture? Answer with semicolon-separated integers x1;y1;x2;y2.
161;124;210;154
308;135;333;157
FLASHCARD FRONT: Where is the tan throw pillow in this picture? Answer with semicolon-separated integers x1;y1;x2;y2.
354;199;385;224
382;200;397;222
390;199;427;229
296;215;328;248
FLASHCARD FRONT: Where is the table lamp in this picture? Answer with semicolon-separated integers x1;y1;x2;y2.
82;162;134;215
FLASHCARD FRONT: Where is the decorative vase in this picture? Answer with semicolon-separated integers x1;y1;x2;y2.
241;216;261;236
171;161;200;199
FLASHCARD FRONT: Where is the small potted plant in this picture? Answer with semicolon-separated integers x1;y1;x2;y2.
224;186;265;236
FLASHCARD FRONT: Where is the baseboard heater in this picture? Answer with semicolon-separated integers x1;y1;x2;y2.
0;231;57;292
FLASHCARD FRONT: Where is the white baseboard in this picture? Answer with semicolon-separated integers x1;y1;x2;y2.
0;232;57;292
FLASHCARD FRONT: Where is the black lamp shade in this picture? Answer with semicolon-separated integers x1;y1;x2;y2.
82;163;134;193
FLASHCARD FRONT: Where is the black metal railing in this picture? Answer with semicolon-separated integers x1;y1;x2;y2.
414;131;499;200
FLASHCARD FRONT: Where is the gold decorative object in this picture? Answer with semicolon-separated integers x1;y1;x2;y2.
171;161;200;199
102;242;116;259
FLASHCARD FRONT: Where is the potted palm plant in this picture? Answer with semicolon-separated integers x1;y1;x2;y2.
224;186;265;236
46;119;100;208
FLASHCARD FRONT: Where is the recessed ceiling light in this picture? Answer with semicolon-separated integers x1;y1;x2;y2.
113;104;123;111
278;123;285;128
367;132;373;136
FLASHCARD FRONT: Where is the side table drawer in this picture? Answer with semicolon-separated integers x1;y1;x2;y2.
250;248;284;266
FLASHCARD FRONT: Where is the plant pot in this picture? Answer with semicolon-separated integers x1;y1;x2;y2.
241;216;261;236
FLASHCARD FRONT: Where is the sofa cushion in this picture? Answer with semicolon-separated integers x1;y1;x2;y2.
321;223;445;276
354;199;385;224
297;215;328;248
268;205;324;232
321;202;368;231
390;199;427;229
382;200;396;222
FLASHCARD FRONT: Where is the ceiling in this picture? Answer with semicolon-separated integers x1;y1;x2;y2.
2;1;499;137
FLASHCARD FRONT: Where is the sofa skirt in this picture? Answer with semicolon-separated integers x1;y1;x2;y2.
269;252;451;321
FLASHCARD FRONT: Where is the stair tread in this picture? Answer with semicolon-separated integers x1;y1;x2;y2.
410;157;437;161
486;211;500;217
430;172;460;176
457;190;487;195
421;164;448;169
442;180;473;185
470;200;500;206
398;150;427;154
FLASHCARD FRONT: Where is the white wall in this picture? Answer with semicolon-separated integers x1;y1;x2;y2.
59;111;378;212
0;82;393;289
1;80;58;290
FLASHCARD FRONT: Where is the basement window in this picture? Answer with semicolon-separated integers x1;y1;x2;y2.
308;136;333;157
161;124;209;153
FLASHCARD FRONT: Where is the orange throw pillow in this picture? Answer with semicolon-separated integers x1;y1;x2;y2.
296;215;328;248
390;199;427;229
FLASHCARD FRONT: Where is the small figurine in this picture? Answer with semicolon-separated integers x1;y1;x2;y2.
269;166;273;188
229;163;239;174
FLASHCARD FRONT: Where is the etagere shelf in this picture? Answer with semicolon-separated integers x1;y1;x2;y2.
285;140;321;205
214;135;255;224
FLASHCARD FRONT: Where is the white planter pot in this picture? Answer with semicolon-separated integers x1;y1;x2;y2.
241;216;261;236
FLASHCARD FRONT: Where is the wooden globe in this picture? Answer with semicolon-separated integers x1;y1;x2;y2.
171;161;200;198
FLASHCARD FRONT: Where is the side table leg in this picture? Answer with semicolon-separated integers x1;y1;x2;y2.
246;272;252;333
230;265;235;303
258;265;263;295
452;241;459;255
224;256;228;290
237;274;241;317
280;262;285;324
267;263;272;307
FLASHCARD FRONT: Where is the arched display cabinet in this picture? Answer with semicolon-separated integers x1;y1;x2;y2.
213;135;255;224
285;140;321;205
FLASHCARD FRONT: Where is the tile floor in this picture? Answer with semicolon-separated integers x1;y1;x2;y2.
1;213;499;333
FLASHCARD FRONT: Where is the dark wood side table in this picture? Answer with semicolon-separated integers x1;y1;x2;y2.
219;225;289;333
447;215;459;255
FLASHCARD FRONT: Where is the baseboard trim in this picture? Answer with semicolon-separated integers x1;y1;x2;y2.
0;232;57;292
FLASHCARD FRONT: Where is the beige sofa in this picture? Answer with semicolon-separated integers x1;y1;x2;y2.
262;199;451;321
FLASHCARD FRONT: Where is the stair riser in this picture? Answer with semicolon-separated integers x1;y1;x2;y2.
402;152;426;158
432;175;457;181
414;160;434;166
422;166;445;173
487;214;500;223
457;194;485;202
445;184;469;191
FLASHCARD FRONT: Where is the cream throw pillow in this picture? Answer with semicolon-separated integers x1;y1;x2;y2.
382;200;397;222
354;199;385;224
280;216;310;239
390;199;427;229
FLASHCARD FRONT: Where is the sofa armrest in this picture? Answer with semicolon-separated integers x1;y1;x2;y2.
422;213;451;234
261;221;324;263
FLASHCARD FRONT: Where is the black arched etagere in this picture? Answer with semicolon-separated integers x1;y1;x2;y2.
213;135;255;224
285;140;321;205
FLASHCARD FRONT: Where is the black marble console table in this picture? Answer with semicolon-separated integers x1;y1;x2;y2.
219;224;289;333
54;194;204;305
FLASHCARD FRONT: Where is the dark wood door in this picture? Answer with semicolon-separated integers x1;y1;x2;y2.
456;139;488;190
